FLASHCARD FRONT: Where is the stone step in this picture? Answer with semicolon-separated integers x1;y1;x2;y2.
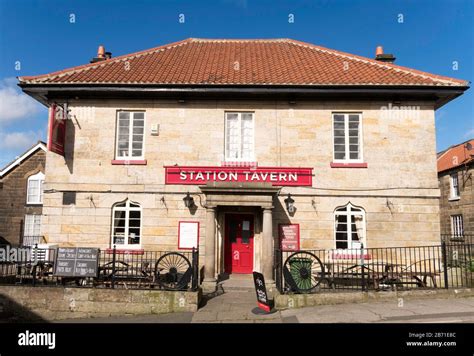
217;274;255;292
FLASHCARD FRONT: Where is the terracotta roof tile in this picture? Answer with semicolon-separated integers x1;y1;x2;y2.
437;139;474;173
19;38;469;87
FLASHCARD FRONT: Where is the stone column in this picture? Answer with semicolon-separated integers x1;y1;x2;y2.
202;207;217;293
262;207;275;286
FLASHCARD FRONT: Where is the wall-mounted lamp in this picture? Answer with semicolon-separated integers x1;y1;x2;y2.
284;194;295;214
183;192;195;208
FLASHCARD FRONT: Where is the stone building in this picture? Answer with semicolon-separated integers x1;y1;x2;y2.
18;38;469;290
0;142;47;246
437;139;474;239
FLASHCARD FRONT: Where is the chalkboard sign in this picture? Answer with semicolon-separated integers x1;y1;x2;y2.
54;247;99;277
252;271;271;312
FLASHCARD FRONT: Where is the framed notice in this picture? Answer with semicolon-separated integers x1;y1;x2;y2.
279;224;300;251
178;221;200;250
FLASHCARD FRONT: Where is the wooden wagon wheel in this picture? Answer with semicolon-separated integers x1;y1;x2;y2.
283;251;325;293
155;252;192;290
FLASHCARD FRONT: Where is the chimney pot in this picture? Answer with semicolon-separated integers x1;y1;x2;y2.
375;45;396;63
97;45;105;58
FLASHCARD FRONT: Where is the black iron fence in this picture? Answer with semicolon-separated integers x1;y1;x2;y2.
275;242;473;294
0;245;199;291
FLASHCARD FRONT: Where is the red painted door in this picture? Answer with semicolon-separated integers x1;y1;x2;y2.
225;214;254;274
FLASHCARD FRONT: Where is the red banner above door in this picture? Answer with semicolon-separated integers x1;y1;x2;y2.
164;166;313;186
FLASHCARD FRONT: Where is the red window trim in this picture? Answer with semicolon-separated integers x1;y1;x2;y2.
111;159;147;165
105;248;144;255
330;162;368;168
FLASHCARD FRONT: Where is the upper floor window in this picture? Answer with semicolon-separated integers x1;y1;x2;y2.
27;172;45;204
450;173;460;199
225;112;254;161
116;111;145;160
333;113;363;162
334;203;366;249
112;200;141;248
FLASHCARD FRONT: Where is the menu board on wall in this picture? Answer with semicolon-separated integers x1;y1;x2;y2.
279;224;300;251
178;221;200;250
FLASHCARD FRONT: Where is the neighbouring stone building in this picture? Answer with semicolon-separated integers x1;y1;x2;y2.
438;139;474;239
0;142;46;246
18;38;469;290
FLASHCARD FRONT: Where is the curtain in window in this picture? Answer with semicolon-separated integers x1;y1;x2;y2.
226;113;239;159
241;113;254;159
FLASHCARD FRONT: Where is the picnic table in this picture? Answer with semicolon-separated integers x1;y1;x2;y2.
324;261;441;290
97;260;155;288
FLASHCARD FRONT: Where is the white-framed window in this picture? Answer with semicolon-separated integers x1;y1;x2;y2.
332;113;363;162
112;200;142;248
24;214;42;239
450;173;460;199
115;111;145;159
26;172;45;204
334;203;366;249
225;112;255;161
451;215;464;238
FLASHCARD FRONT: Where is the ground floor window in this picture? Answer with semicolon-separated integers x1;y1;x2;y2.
23;214;42;245
334;203;366;249
112;200;142;248
450;214;464;238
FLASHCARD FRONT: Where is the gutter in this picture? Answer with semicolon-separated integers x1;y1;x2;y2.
18;83;469;109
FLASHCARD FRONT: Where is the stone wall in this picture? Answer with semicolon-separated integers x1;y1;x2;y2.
0;286;200;321
0;149;46;246
439;165;474;236
41;99;441;256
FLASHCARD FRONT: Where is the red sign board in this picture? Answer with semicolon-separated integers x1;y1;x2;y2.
279;224;300;251
48;103;67;156
165;166;313;186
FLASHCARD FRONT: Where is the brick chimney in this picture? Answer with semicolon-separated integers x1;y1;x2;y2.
90;45;112;63
375;45;396;63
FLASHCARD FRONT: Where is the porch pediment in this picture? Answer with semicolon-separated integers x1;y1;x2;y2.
199;182;279;209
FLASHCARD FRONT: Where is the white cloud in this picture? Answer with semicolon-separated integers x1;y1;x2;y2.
0;77;43;125
0;129;44;151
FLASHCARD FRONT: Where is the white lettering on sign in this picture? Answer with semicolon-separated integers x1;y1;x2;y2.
177;170;300;183
233;251;240;260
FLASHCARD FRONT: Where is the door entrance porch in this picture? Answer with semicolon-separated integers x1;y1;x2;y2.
199;183;279;293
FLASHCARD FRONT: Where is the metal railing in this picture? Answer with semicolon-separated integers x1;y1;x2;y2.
0;245;200;291
275;242;473;294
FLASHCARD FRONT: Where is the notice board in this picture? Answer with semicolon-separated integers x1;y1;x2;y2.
279;224;300;251
178;221;200;250
54;247;99;277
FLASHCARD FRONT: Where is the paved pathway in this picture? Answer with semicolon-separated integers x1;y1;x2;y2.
56;294;474;323
191;289;284;323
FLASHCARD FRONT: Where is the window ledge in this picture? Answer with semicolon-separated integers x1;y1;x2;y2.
448;196;460;201
105;248;144;255
330;162;368;168
111;160;147;165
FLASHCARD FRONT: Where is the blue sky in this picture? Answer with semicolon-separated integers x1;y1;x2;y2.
0;0;472;168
